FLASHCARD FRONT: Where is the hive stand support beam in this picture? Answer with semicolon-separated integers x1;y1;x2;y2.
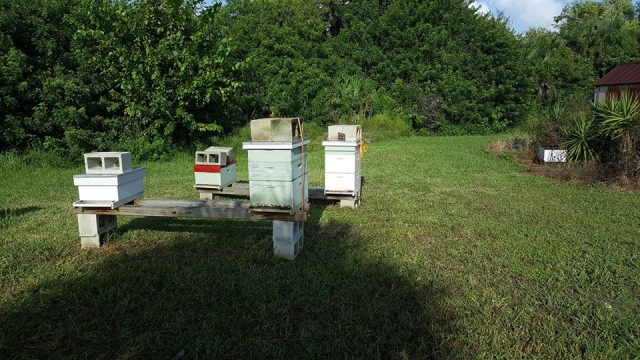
272;221;304;260
77;214;118;248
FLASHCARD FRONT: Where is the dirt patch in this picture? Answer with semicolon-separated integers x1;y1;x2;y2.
487;139;639;193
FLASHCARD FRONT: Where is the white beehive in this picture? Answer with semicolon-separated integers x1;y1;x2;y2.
194;146;237;189
73;165;145;209
323;137;361;196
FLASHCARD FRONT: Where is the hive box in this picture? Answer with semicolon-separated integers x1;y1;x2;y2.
194;162;237;189
323;141;361;196
249;174;309;213
243;138;310;213
73;167;145;208
250;118;302;142
84;152;133;175
328;125;362;142
195;146;235;166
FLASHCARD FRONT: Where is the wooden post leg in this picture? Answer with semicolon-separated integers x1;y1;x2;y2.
199;192;213;200
77;214;117;248
272;221;304;260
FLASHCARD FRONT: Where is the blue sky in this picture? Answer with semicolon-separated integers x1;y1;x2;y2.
470;0;572;32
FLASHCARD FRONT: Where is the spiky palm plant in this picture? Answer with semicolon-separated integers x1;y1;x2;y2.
594;91;640;178
563;114;599;162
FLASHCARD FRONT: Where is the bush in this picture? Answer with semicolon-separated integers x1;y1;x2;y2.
357;113;412;141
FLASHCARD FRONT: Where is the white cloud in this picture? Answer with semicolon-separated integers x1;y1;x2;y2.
493;0;565;30
470;1;491;15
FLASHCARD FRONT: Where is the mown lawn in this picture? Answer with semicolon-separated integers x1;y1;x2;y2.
1;135;639;359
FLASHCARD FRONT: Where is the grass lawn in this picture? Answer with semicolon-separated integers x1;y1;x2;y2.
1;135;639;358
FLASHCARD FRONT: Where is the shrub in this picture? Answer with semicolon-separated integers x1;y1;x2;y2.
358;113;412;140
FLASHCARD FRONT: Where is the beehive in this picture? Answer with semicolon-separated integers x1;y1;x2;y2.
74;152;145;208
194;147;237;189
323;125;362;196
244;118;309;213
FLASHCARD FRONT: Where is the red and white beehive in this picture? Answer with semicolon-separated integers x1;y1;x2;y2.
194;147;237;189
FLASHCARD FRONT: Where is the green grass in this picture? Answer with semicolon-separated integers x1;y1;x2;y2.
1;135;639;359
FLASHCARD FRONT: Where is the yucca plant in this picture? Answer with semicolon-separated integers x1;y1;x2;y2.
563;114;599;162
594;92;640;178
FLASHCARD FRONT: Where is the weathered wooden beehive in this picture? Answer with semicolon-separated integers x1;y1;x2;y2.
194;146;237;189
323;125;362;196
73;152;145;209
243;118;309;214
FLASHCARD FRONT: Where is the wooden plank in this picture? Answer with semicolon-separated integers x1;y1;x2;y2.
73;199;308;222
134;198;248;209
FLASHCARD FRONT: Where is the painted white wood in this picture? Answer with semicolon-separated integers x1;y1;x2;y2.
322;141;360;147
194;163;237;187
538;147;567;163
74;168;146;186
249;175;309;211
325;153;360;174
74;167;145;206
73;192;142;209
248;158;307;181
325;171;361;196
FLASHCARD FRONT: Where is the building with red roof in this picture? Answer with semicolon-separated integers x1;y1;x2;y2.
594;62;640;103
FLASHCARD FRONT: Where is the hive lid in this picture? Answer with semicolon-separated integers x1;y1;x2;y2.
243;138;310;150
322;141;360;147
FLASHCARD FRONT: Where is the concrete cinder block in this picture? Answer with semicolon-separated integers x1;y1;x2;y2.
328;125;362;142
250;118;301;142
273;221;304;260
78;214;118;248
195;147;235;166
84;152;133;174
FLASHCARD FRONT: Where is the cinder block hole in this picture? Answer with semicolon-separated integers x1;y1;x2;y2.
104;157;120;170
196;153;206;163
208;153;219;164
86;157;103;171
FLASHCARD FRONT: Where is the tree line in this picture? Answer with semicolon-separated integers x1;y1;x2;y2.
1;0;639;160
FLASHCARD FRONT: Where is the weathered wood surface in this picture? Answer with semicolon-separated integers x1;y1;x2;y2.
196;182;359;201
73;198;309;222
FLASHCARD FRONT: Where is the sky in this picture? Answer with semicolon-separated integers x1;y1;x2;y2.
470;0;570;32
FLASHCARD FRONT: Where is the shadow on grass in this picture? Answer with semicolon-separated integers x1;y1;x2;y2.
0;206;42;228
1;205;455;358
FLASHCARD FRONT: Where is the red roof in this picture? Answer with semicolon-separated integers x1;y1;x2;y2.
595;62;640;87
